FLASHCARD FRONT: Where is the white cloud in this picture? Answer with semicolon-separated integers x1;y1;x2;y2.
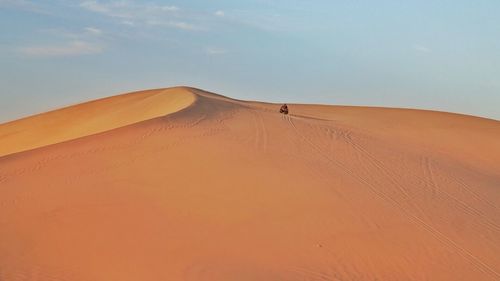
414;45;431;53
169;21;199;31
145;19;201;31
84;27;103;35
79;0;137;18
161;5;178;12
18;41;103;57
223;10;289;32
120;20;135;26
16;26;106;58
79;0;109;13
39;27;105;40
205;47;227;55
79;1;198;31
0;0;31;6
214;10;224;17
0;0;48;13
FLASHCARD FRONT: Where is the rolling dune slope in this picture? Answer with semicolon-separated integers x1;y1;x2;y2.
0;87;499;281
0;87;195;157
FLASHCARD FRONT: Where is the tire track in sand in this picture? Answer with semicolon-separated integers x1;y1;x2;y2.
422;157;500;233
253;109;269;153
285;115;500;280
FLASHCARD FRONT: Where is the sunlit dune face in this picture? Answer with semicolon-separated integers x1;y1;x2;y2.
0;87;196;157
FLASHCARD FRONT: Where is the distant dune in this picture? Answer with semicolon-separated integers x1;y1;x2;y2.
0;87;499;281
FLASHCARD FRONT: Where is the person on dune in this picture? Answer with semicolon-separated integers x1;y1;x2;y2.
280;104;289;115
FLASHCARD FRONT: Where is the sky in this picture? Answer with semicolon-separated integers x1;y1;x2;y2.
1;0;499;122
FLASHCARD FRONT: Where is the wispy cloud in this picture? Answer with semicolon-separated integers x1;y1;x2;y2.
79;1;201;31
205;47;227;55
79;0;108;13
39;26;104;39
161;5;178;12
0;0;31;7
222;10;290;32
84;27;103;35
146;20;201;31
169;21;199;31
18;41;103;57
0;0;49;14
120;20;136;26
414;45;432;53
17;27;105;58
78;1;289;33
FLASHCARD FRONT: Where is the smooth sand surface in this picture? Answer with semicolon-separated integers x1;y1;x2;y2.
0;87;499;281
0;87;196;157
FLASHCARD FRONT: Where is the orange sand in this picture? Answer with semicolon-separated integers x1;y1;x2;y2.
0;88;195;157
0;87;499;281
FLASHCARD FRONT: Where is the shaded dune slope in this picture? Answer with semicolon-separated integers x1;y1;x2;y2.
0;87;499;281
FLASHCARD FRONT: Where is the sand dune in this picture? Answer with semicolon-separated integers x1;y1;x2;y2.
0;87;499;281
0;87;195;157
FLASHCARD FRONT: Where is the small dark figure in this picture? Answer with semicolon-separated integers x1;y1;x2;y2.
280;104;289;115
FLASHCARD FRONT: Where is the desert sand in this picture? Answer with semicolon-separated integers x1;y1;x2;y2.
0;87;499;281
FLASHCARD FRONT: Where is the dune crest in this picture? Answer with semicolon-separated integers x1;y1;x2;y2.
0;87;499;281
0;87;196;157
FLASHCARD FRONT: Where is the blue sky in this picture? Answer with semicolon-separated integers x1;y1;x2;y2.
1;0;499;122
